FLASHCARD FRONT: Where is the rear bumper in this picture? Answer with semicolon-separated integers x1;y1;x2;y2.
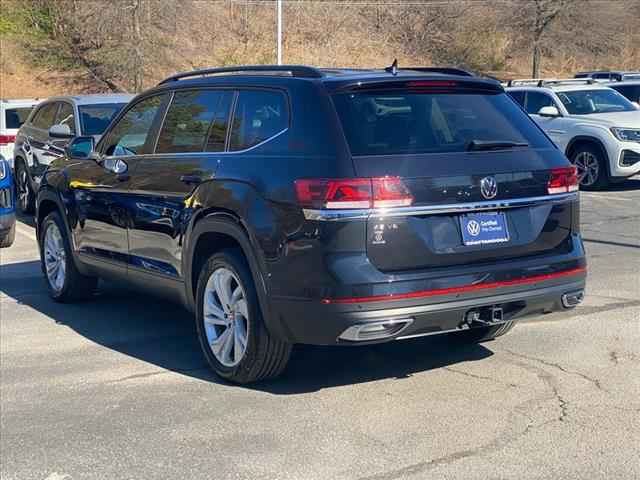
271;272;586;345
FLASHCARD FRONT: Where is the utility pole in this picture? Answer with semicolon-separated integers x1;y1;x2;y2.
277;0;283;65
132;0;143;92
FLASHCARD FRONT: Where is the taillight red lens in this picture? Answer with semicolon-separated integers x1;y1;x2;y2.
371;177;413;208
0;134;16;145
295;179;372;209
294;177;413;210
548;166;579;194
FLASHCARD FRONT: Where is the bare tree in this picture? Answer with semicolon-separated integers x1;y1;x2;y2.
529;0;574;77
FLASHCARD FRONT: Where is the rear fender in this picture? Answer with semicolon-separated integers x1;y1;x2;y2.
184;213;290;342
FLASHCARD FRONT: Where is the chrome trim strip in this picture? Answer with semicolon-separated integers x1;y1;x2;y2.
103;128;289;160
303;192;578;221
338;318;413;342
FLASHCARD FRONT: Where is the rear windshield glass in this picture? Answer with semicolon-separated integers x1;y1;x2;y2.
556;89;635;115
79;103;127;136
5;107;34;129
332;91;551;156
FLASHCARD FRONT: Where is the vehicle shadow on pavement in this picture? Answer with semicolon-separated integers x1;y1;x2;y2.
604;177;640;192
0;260;493;393
15;211;36;228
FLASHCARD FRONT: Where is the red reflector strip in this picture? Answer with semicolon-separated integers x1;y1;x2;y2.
322;267;586;304
0;134;17;145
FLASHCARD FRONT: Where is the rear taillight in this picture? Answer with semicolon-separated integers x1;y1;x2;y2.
371;177;413;208
0;134;16;146
547;166;579;194
294;177;413;210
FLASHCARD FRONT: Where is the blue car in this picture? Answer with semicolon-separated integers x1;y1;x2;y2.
0;154;16;247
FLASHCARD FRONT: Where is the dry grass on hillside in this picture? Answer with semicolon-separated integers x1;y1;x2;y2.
1;0;639;98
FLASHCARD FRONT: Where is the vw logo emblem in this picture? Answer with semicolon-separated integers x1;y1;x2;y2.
467;220;481;237
480;176;498;200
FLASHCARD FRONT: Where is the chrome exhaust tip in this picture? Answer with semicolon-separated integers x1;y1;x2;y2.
562;290;585;308
338;318;413;342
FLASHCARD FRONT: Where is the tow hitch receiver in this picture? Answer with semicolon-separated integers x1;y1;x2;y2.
464;306;504;327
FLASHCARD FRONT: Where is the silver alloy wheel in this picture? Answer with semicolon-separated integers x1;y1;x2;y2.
43;222;66;292
574;151;599;187
18;167;30;210
203;267;249;367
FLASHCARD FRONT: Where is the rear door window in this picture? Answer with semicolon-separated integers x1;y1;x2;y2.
229;90;288;151
4;107;34;129
332;91;551;156
156;90;233;153
32;103;59;130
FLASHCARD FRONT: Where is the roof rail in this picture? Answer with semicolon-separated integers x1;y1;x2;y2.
540;78;595;86
506;78;545;87
158;65;324;85
404;67;474;77
507;78;596;87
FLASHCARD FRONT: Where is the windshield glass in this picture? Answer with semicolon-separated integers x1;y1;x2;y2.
556;89;635;115
79;103;127;136
332;91;551;156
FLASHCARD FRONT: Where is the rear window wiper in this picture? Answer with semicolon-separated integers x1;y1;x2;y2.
466;140;529;151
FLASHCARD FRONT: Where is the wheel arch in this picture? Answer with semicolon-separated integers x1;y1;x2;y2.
565;136;611;177
184;212;289;342
36;188;87;274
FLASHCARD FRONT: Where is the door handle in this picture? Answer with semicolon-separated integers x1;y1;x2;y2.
548;129;565;135
180;175;203;185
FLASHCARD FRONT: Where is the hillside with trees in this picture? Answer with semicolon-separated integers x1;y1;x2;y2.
1;0;639;98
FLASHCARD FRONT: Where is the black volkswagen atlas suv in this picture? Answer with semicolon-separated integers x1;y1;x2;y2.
35;65;586;383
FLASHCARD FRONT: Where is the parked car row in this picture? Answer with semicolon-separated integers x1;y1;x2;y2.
12;94;133;214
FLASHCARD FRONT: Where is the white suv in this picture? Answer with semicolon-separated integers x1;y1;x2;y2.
506;79;640;189
0;98;41;168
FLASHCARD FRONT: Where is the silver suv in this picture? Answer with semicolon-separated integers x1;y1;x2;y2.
506;79;640;190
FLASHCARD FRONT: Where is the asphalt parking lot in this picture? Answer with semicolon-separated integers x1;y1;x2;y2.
1;180;639;480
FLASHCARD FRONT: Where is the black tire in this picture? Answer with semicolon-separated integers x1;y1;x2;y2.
0;223;16;248
571;144;609;191
39;211;98;302
195;248;291;383
453;321;516;344
15;161;35;214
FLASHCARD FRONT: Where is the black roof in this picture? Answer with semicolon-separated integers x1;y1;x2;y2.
154;64;502;93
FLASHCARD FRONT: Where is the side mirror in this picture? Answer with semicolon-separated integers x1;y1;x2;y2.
49;124;75;139
65;136;95;159
538;106;561;118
